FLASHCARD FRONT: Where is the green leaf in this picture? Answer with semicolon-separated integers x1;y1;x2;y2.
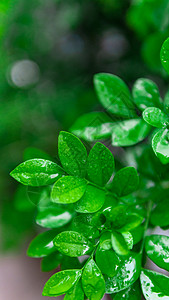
27;230;58;258
53;231;93;257
160;37;169;74
64;281;84;300
111;119;151;146
94;73;136;118
164;90;169;113
109;205;127;228
111;231;129;256
145;235;169;272
36;205;73;229
122;232;133;250
111;167;139;197
10;159;65;186
82;259;105;300
105;253;141;294
72;214;100;240
152;128;169;164
75;184;105;213
113;281;142;300
42;269;82;297
58;131;87;178
99;231;112;250
95;246;120;277
120;214;144;232
51;176;87;204
41;251;63;272
151;198;169;227
23;147;53;161
140;269;169;300
87;142;114;186
143;107;168;128
70;112;114;142
130;225;144;245
61;256;81;271
132;78;162;111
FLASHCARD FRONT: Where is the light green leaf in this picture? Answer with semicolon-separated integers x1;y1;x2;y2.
53;231;93;257
27;230;58;258
160;37;169;74
58;131;87;178
111;167;139;197
140;269;169;300
120;214;144;232
152;128;169;164
132;78;162;111
95;246;120;277
70;112;114;142
41;252;63;272
72;214;100;240
111;231;129;256
145;235;169;272
42;269;82;297
113;281;142;300
105;253;141;294
122;232;133;250
143;107;168;128
64;281;84;300
94;73;136;118
99;231;112;250
75;184;105;213
87;142;114;186
51;176;87;204
82;259;105;300
111;119;151;146
10;159;65;186
151;198;169;227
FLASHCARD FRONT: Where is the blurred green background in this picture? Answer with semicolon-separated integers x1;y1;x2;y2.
1;0;169;252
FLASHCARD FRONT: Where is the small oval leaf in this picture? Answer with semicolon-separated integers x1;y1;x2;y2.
160;37;169;74
143;107;168;128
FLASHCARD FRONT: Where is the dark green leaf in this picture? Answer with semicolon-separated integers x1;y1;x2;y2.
111;167;139;197
23;147;53;161
109;205;127;228
82;259;105;300
10;159;65;186
151;198;169;227
64;281;84;300
94;73;136;118
143;107;168;128
140;269;169;300
152;128;169;164
87;142;114;186
132;78;162;111
111;231;129;256
120;214;144;232
95;246;120;277
160;37;169;74
27;230;58;258
58;131;87;178
51;176;87;204
113;280;141;300
42;269;82;297
53;231;93;257
41;251;63;272
130;225;144;245
61;256;82;271
72;214;100;240
105;253;141;294
145;235;169;271
111;119;151;146
75;184;105;213
70;112;114;142
99;231;112;250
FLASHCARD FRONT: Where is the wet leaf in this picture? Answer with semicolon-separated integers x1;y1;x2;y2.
113;280;142;300
160;37;169;74
10;159;65;186
58;131;87;178
42;269;82;297
75;184;105;213
122;232;133;250
143;107;168;128
140;269;169;300
111;231;129;256
95;246;120;277
82;259;105;300
120;214;144;232
152;128;169;164
53;231;93;257
145;235;169;271
51;176;87;204
72;214;100;240
64;281;84;300
87;142;114;186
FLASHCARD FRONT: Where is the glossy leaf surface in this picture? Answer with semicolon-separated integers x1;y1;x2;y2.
95;246;120;277
143;107;168;128
151;198;169;227
70;112;114;142
51;176;87;204
87;142;114;186
82;259;105;300
111;231;129;256
94;73;136;118
10;159;65;186
53;231;93;257
113;281;141;300
132;78;162;111
120;214;144;232
64;281;84;300
42;269;81;297
140;269;169;300
160;37;169;74
75;184;105;213
111;167;139;197
145;235;169;271
111;119;151;146
58;131;87;178
152;128;169;164
72;214;100;240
